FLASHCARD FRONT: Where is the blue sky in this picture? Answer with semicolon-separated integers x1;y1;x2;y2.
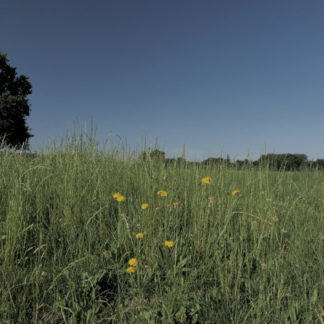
1;0;324;160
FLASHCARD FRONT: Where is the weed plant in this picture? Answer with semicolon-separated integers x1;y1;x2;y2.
0;135;324;323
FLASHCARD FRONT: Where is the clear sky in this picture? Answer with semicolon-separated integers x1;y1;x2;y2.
1;0;324;161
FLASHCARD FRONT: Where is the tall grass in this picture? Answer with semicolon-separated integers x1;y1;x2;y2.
0;135;324;323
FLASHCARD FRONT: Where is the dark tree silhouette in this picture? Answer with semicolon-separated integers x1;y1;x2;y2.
140;149;165;163
0;52;33;149
258;153;308;171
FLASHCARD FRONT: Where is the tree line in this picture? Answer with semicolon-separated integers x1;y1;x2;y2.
140;149;324;171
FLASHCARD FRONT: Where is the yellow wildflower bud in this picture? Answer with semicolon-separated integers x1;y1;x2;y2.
157;190;168;197
231;190;240;196
164;240;175;248
201;177;212;184
128;258;138;266
126;266;137;273
135;233;144;239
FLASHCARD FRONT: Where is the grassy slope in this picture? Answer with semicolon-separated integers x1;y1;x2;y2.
0;143;324;323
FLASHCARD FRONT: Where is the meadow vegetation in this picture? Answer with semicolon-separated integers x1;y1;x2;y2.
0;135;324;323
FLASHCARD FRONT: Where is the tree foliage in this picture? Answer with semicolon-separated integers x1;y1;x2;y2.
202;157;230;167
140;149;165;163
139;149;323;171
258;154;308;170
0;52;33;148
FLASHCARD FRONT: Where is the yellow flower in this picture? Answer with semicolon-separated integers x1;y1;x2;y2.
112;192;126;202
128;258;138;266
141;203;149;209
135;232;144;239
116;195;125;202
164;240;175;248
126;266;137;273
201;177;212;184
231;190;240;196
157;190;168;197
112;192;121;198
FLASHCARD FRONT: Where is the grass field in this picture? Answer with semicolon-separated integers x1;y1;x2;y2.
1;136;324;323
